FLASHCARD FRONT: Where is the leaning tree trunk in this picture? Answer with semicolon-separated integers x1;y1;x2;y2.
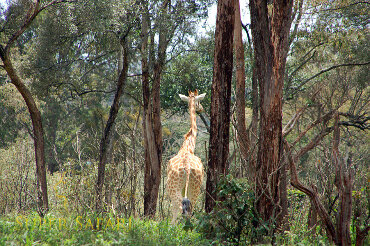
0;0;55;217
285;112;356;245
1;55;49;216
205;0;235;213
249;0;293;232
96;39;129;214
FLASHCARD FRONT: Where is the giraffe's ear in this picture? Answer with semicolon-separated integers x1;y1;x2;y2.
195;93;206;101
179;94;189;102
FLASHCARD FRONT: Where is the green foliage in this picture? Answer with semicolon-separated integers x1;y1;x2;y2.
0;213;210;245
0;85;23;148
161;34;214;114
196;175;266;245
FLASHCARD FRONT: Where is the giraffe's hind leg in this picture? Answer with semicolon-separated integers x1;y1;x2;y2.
167;170;183;224
170;191;183;224
187;169;203;213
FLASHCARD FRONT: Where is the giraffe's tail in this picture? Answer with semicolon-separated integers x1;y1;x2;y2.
182;156;192;216
182;197;191;216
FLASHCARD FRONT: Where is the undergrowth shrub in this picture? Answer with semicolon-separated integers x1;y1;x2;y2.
195;175;267;245
0;137;38;214
0;212;210;245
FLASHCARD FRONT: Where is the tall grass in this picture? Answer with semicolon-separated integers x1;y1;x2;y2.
0;212;210;245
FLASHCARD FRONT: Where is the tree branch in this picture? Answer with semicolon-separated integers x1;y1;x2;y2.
291;109;336;147
292;61;370;95
284;141;337;242
5;0;73;55
339;112;369;131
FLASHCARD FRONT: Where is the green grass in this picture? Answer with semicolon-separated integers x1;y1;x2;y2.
0;212;211;246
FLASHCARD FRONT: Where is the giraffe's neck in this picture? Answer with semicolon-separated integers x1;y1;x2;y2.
180;97;197;153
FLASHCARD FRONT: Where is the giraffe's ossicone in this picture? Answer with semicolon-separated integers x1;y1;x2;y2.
166;90;205;224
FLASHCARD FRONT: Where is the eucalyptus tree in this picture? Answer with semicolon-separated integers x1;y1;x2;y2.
0;0;72;216
25;0;122;173
204;0;235;213
25;0;143;215
139;0;212;217
281;0;370;244
249;0;294;235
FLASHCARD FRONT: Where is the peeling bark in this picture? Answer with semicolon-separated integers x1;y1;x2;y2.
205;0;235;213
234;0;252;177
249;0;293;230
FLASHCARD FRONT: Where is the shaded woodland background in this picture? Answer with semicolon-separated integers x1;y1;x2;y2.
0;0;369;245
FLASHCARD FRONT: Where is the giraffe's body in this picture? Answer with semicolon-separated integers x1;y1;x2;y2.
166;90;205;223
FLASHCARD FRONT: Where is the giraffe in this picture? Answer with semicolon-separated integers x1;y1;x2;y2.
166;90;206;224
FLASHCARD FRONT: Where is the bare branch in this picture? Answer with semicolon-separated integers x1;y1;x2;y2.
293;126;334;163
282;106;306;137
316;1;369;12
283;89;321;137
291;61;370;96
284;141;337;242
291;110;336;147
289;0;304;45
339;112;369;131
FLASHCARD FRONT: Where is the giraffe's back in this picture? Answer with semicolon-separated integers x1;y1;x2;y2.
167;152;203;197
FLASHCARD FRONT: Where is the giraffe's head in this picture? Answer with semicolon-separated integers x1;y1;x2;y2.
179;90;206;112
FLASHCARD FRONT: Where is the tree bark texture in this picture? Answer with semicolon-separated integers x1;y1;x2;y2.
141;0;168;217
96;40;129;214
234;0;252;176
1;54;49;215
249;0;293;228
205;0;235;213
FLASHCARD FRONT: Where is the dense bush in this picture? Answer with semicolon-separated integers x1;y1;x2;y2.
0;212;211;245
196;175;267;244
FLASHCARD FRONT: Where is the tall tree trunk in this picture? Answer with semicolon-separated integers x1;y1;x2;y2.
205;0;235;213
1;54;49;216
96;39;129;214
141;0;168;217
249;0;293;232
234;0;252;177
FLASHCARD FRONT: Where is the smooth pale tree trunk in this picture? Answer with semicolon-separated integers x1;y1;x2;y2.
249;0;293;232
205;0;235;213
